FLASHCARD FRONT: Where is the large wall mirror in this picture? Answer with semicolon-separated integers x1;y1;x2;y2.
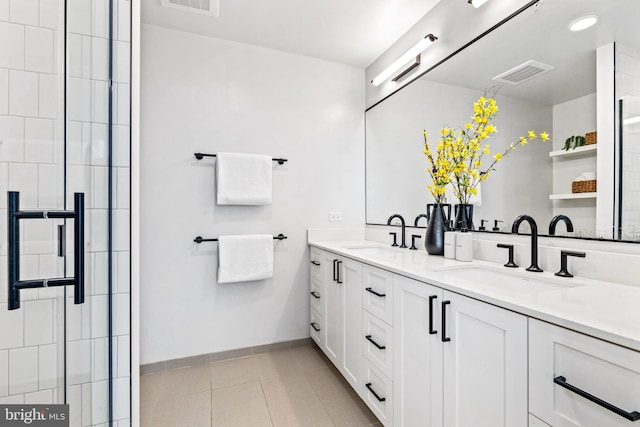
366;0;640;241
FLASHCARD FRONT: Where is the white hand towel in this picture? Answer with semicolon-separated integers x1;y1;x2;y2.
218;235;273;283
216;152;272;205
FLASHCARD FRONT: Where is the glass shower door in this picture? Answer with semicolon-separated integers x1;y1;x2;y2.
0;0;131;425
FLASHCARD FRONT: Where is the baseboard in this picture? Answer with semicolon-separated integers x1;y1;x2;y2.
140;337;313;375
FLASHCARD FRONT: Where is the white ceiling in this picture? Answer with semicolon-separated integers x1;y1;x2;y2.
422;0;640;105
141;0;442;68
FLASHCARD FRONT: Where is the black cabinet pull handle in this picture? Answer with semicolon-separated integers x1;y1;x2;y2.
365;383;386;402
310;291;320;299
333;259;337;281
310;260;320;266
554;376;640;422
429;295;437;335
365;287;386;298
365;335;386;350
441;300;451;342
310;322;320;332
336;261;343;284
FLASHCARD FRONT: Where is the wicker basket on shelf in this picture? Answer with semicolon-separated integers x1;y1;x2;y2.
585;131;597;145
572;180;597;193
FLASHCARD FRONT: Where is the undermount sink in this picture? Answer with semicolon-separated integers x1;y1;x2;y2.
438;266;585;296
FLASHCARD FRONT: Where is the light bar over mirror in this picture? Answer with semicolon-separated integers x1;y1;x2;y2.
371;34;438;87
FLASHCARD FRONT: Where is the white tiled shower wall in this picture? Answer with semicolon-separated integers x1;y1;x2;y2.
0;0;130;425
618;43;640;240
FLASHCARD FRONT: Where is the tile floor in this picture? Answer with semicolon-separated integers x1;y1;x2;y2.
140;344;381;427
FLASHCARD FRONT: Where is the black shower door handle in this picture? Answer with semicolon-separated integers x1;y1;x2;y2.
7;191;85;310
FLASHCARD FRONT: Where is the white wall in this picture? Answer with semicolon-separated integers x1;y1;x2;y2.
140;24;365;364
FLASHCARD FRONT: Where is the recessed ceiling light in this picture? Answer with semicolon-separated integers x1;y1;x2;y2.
569;15;598;32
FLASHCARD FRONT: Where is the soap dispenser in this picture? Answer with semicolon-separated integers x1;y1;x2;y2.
444;221;457;259
455;228;473;262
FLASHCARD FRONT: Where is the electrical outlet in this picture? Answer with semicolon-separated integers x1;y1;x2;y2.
329;212;342;222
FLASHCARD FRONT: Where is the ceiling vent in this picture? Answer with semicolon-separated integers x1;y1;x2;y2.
159;0;219;17
492;60;555;85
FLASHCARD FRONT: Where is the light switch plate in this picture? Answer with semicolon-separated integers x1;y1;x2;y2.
329;212;342;222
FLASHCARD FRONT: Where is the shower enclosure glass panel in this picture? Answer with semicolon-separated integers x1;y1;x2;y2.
0;0;131;425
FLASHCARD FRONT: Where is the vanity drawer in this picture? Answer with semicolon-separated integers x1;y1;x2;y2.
529;319;640;427
363;265;394;325
310;248;323;280
363;310;394;380
363;358;394;427
310;277;325;316
310;309;324;347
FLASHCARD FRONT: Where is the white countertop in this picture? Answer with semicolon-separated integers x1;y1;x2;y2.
309;239;640;352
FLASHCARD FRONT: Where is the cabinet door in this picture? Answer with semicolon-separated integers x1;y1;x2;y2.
324;253;341;365
340;257;364;393
394;275;443;427
529;319;640;427
443;291;528;427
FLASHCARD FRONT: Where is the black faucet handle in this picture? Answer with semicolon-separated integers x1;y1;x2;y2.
493;220;503;231
389;232;398;247
410;234;421;250
555;250;586;278
497;243;518;268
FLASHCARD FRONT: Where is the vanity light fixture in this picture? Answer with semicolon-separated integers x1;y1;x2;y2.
467;0;489;8
568;15;598;32
371;34;438;87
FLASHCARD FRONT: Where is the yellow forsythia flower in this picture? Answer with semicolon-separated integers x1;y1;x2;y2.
494;152;502;161
519;136;527;146
540;132;550;141
528;130;536;139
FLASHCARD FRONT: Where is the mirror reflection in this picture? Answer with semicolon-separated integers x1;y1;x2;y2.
365;0;640;241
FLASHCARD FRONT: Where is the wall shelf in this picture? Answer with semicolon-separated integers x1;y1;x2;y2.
549;192;597;200
549;144;597;158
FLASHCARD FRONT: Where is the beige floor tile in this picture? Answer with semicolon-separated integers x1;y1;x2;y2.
139;401;156;427
210;356;260;390
291;345;331;373
262;377;335;427
159;364;212;398
149;390;212;427
140;372;167;404
255;349;303;382
306;368;378;427
211;381;273;427
140;347;381;427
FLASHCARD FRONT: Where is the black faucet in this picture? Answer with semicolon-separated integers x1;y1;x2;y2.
387;214;407;248
414;214;428;227
548;215;574;235
511;215;543;272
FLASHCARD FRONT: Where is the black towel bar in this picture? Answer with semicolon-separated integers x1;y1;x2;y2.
194;152;288;165
194;234;287;243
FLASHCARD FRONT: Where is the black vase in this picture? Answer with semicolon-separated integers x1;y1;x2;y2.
425;203;450;255
454;204;474;230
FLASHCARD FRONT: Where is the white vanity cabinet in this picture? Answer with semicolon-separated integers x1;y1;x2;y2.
529;319;640;427
309;248;326;347
393;275;528;427
442;289;528;427
322;251;364;393
362;265;396;426
394;275;444;427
